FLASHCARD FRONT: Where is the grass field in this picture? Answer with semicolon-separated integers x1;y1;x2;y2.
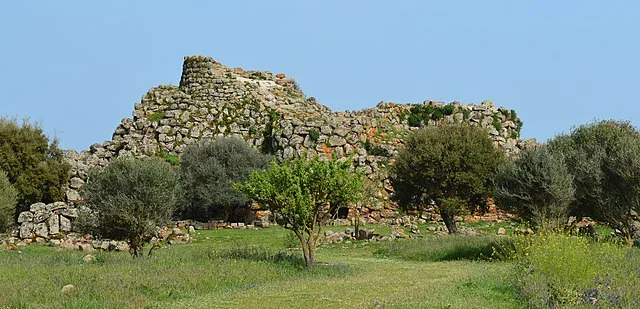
0;225;522;308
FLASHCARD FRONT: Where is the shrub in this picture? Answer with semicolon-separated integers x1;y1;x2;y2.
391;124;505;234
82;157;179;257
430;108;444;120
442;104;455;116
235;157;364;269
0;170;17;232
308;129;320;142
179;137;270;221
0;118;70;213
407;114;421;127
491;115;502;132
509;233;640;307
548;120;640;242
495;146;574;230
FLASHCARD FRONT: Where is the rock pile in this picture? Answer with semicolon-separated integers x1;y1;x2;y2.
17;202;77;240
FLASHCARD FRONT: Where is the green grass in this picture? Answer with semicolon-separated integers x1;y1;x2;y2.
0;226;522;308
374;235;512;262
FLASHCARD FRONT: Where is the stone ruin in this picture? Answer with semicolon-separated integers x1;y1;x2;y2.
58;55;535;224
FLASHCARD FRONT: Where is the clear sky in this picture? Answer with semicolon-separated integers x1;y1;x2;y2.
1;1;639;150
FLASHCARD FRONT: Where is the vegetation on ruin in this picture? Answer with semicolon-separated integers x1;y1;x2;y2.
406;103;456;127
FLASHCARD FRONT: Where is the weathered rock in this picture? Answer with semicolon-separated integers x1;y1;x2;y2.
61;284;76;294
19;222;34;239
30;202;46;212
497;227;506;235
69;177;85;189
49;214;60;235
34;223;48;238
82;254;96;263
60;216;72;232
17;212;33;223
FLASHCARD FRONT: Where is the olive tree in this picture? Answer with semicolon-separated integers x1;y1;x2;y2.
391;124;505;234
235;157;363;269
179;137;270;221
548;120;640;242
495;146;575;230
0;118;70;213
82;157;179;257
0;170;18;232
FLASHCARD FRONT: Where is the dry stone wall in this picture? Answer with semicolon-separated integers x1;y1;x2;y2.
63;55;534;222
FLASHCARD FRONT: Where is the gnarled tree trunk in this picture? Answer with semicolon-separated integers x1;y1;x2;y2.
440;209;458;234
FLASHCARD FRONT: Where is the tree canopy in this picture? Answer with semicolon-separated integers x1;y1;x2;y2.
82;157;179;257
391;124;505;234
235;157;364;269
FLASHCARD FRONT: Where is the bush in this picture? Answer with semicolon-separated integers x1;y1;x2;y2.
82;157;179;257
495;146;574;230
548;120;640;242
179;137;271;221
0;118;70;213
0;170;17;232
508;233;640;307
391;124;505;234
308;129;320;142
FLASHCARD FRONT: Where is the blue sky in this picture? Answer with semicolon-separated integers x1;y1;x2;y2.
1;1;638;150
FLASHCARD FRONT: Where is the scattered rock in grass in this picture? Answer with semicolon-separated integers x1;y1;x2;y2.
82;254;96;263
61;285;76;294
391;227;410;239
188;226;196;234
497;227;506;235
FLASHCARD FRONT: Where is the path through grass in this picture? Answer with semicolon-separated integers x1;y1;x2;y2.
0;227;520;308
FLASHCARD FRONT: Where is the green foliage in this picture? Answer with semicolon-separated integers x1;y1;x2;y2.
431;108;444;120
462;108;471;120
548;120;640;242
82;157;179;257
179;137;270;222
235;157;364;269
0;118;70;213
155;149;180;166
508;233;640;307
148;112;165;122
391;124;505;234
492;115;502;132
442;104;455;116
0;170;17;232
495;146;575;230
308;128;320;142
407;114;422;127
407;104;458;126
